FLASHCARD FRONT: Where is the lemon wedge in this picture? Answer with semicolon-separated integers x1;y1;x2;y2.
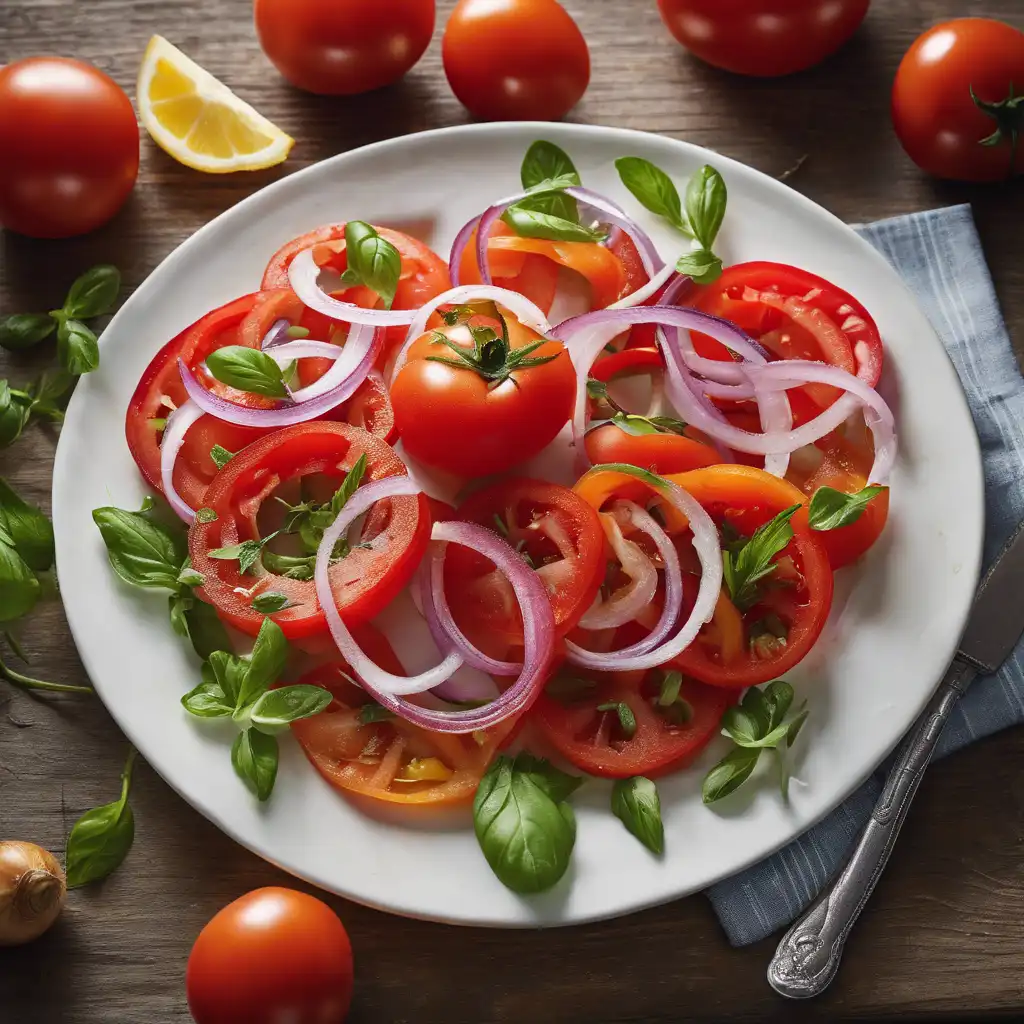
137;36;293;173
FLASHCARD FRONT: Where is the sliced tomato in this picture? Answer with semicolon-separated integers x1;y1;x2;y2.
458;221;560;313
189;422;430;639
530;661;731;778
444;478;606;646
290;632;508;806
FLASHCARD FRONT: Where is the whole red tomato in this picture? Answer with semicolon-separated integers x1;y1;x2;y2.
443;0;590;121
656;0;870;77
0;57;138;238
186;887;354;1024
892;18;1024;182
254;0;435;95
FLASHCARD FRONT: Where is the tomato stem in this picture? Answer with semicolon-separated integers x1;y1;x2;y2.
971;83;1022;176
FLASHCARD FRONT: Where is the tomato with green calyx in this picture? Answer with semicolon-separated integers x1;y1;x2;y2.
390;307;575;477
186;886;353;1024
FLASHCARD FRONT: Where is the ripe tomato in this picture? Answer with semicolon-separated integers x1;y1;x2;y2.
0;57;138;238
186;887;353;1024
531;659;732;778
657;0;870;78
291;631;510;805
444;478;606;648
189;422;430;639
254;0;435;95
443;0;590;121
892;18;1024;182
390;310;575;477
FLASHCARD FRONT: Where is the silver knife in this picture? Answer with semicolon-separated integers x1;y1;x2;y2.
768;518;1024;999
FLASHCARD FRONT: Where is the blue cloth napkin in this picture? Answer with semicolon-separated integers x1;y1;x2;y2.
705;204;1024;947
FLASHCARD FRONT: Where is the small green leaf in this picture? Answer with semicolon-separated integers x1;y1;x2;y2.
205;346;288;399
182;599;232;660
168;591;192;638
62;264;121;320
512;753;583;804
181;680;233;718
0;540;40;622
195;507;218;524
0;313;56;352
358;703;394;724
239;617;288;708
597;700;637;739
231;728;279;801
787;703;809;746
56;317;100;376
501;205;606;243
177;565;205;588
721;505;800;611
208;532;277;576
330;454;367;515
702;746;761;804
92;505;182;590
0;382;32;448
586;377;610;402
343;221;401;311
684;165;728;250
675;248;724;284
206;650;248;706
286;325;310;339
0;478;54;572
251;591;298;613
612;776;664;854
657;670;683;707
521;140;580;190
210;445;235;470
762;680;795;730
615;156;688;233
249;684;332;733
260;548;316;581
808;485;887;531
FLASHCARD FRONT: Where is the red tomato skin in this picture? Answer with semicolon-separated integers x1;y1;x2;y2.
254;0;435;96
657;0;869;78
0;58;138;238
892;19;1024;182
443;0;590;121
186;887;353;1024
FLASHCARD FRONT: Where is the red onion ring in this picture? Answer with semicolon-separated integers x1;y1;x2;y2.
288;248;418;327
565;465;722;672
260;318;291;350
578;508;657;630
314;478;556;733
159;400;204;523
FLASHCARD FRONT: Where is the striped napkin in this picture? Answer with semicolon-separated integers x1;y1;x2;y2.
705;204;1024;946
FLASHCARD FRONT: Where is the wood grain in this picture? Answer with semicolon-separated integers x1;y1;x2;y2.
1;1;1023;1021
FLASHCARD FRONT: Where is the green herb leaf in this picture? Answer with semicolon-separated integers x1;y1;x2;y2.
0;478;54;572
177;565;205;588
597;700;638;739
207;530;277;575
343;221;401;311
238;617;288;709
762;680;795;731
0;382;33;447
501;205;606;243
92;505;183;590
657;670;683;707
206;650;248;706
473;754;576;894
65;748;136;888
56;317;100;376
721;504;800;611
586;377;609;402
182;599;232;660
286;325;310;339
168;590;192;639
249;684;332;733
331;454;367;515
260;548;316;581
62;264;121;320
358;703;394;724
786;703;809;746
210;445;235;470
0;313;56;352
231;728;279;801
615;156;688;233
611;776;664;854
702;746;761;804
181;680;234;718
205;346;288;399
251;591;298;614
195;507;218;525
521;140;580;190
684;165;728;251
675;248;724;285
808;485;887;531
511;753;583;804
0;540;40;622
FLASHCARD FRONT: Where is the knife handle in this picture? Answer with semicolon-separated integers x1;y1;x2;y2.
767;658;976;999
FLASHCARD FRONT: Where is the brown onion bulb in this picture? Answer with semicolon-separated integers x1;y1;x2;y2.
0;841;66;946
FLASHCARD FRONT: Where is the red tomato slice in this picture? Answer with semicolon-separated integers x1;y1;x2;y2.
444;478;606;646
530;661;732;778
291;630;510;806
189;422;430;639
458;220;560;313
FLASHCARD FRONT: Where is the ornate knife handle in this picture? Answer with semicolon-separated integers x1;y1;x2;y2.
767;658;975;999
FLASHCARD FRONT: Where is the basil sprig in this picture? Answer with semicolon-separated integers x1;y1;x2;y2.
205;346;289;399
65;746;137;888
615;158;728;283
473;753;582;893
339;221;401;310
612;777;664;855
0;478;54;623
722;505;800;611
808;485;887;531
702;681;809;804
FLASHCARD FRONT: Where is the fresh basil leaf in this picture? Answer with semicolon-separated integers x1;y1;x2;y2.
250;684;332;733
0;541;40;622
207;650;247;706
92;505;182;590
809;485;887;531
762;680;795;731
597;700;638;739
702;746;761;804
786;703;809;746
511;187;579;227
183;599;232;660
615;156;688;233
501;205;606;243
647;415;688;434
740;685;772;735
684;165;728;251
611;776;664;855
330;454;367;515
586;377;609;402
205;346;288;399
208;532;277;576
195;507;218;525
65;748;136;887
239;617;288;708
726;718;792;750
343;221;401;311
251;591;298;613
210;445;235;470
721;504;800;611
358;703;394;724
62;264;121;320
720;705;762;747
181;680;233;718
261;548;316;581
0;313;56;352
30;367;74;406
521;140;580;190
0;382;32;447
657;670;683;707
512;753;583;804
56;316;100;376
231;728;279;801
0;478;53;572
177;565;205;588
610;412;661;437
168;591;192;639
675;248;723;285
473;755;576;894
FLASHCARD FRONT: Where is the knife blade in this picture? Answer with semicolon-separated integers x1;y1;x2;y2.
957;519;1024;674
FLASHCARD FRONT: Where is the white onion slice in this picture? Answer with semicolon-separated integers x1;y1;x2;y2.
159;400;204;524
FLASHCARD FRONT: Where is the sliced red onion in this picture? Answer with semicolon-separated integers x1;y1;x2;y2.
389;284;551;382
260;318;291;350
315;479;556;733
288;248;417;327
448;215;479;287
578;510;657;630
565;466;722;671
178;322;379;428
608;261;677;310
159;400;204;523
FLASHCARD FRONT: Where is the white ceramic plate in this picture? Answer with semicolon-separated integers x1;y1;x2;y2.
53;123;983;927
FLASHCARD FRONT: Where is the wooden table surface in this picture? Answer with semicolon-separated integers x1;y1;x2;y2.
2;1;1023;1021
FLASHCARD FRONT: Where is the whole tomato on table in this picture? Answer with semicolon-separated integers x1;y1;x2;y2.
892;18;1024;181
